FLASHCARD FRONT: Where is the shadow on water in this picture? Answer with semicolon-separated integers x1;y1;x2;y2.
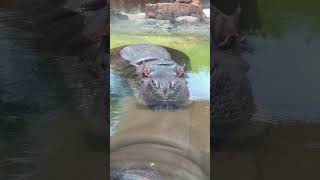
213;0;320;179
0;7;106;180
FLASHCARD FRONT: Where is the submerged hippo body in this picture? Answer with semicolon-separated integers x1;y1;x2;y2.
211;5;256;148
111;44;191;109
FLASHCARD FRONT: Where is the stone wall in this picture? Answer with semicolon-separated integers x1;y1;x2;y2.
110;0;173;13
145;2;205;20
110;0;209;13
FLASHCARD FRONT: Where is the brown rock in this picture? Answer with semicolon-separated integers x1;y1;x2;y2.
145;3;158;18
175;16;199;23
191;0;201;6
176;0;192;3
145;2;204;20
110;0;175;13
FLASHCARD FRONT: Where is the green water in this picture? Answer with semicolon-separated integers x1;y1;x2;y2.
237;0;320;121
214;1;320;179
110;34;210;72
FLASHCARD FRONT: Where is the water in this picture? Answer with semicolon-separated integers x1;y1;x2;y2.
0;10;106;180
109;20;210;177
244;18;320;122
110;67;210;134
213;1;320;179
109;34;210;134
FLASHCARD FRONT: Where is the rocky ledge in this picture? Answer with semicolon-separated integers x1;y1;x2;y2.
145;2;205;20
111;8;209;36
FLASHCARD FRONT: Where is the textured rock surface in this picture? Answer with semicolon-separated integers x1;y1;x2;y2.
176;0;192;3
110;0;209;12
145;2;204;20
175;16;199;23
110;0;174;13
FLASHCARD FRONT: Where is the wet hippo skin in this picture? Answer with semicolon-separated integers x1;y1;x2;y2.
110;44;192;110
110;98;210;180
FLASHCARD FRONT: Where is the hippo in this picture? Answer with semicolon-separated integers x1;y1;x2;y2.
111;44;191;110
211;5;256;148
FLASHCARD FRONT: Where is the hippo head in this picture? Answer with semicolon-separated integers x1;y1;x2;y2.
214;5;241;48
137;61;190;110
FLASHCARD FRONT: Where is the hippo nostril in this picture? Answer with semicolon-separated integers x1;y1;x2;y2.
163;88;167;95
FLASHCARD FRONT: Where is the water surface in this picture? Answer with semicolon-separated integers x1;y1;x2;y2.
110;34;210;134
0;10;106;180
213;1;320;179
243;1;320;122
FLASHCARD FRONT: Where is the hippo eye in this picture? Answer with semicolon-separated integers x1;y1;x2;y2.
169;81;177;89
151;80;160;88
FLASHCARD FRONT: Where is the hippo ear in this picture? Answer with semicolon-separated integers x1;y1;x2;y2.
142;65;151;77
176;64;185;77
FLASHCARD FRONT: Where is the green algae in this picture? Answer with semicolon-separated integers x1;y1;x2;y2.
110;34;210;72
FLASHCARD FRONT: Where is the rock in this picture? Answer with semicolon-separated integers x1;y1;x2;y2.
111;10;129;21
176;0;192;3
145;2;205;20
191;0;201;5
175;16;199;23
110;0;175;13
203;8;209;17
145;3;158;18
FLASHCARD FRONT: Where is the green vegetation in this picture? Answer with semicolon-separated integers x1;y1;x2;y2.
110;34;210;72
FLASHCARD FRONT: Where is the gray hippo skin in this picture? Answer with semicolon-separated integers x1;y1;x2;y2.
211;5;255;147
111;44;191;109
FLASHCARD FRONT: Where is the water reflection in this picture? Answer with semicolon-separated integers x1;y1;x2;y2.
213;0;320;179
244;19;320;122
0;9;106;180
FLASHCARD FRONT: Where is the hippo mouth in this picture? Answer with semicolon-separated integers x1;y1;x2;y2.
139;99;191;111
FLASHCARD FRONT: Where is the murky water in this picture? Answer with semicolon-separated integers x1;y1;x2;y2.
110;31;210;178
110;67;210;134
213;1;320;179
0;10;106;180
245;17;320;122
110;35;210;134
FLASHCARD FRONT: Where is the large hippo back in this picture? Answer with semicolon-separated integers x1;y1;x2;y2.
120;44;172;65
